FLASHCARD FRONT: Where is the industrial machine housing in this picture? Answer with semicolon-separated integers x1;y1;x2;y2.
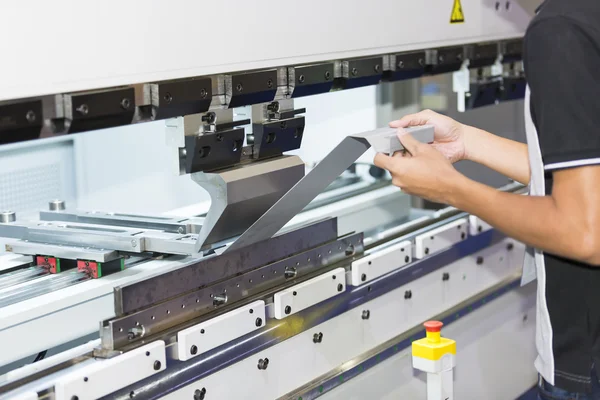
0;1;537;399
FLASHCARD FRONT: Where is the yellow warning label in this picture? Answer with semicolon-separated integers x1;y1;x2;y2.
450;0;465;23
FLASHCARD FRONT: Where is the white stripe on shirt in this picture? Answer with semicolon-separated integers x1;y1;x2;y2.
544;158;600;171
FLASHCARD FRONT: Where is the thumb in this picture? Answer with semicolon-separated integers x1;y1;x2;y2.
397;132;421;155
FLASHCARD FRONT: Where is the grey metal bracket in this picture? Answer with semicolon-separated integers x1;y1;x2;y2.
226;125;434;251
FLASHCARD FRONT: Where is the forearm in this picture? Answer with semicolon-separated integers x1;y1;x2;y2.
463;126;530;185
450;176;595;264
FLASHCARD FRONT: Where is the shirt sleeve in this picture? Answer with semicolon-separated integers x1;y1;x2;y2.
524;17;600;171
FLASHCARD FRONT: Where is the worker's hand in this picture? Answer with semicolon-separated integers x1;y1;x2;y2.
390;109;467;164
374;132;465;204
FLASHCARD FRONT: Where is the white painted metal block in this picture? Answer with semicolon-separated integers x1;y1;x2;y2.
415;218;468;259
54;341;166;400
175;301;266;361
351;241;412;286
6;392;37;400
274;268;346;319
469;215;492;236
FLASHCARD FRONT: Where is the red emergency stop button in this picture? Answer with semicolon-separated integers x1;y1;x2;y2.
424;320;443;333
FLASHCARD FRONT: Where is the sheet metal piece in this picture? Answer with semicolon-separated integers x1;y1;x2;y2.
6;241;120;263
103;232;363;351
226;125;434;252
114;218;338;316
191;155;305;250
39;210;204;234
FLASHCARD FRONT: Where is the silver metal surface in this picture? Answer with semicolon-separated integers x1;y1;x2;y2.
39;210;203;234
48;199;66;211
5;241;120;263
0;271;88;308
0;221;201;256
191;155;305;250
102;232;363;351
0;211;16;223
226;125;433;252
114;218;339;315
0;267;45;290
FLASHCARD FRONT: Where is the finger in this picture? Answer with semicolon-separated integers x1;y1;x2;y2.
373;153;393;170
389;111;431;128
397;132;422;155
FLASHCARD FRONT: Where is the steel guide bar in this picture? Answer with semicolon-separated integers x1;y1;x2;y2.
114;218;339;316
104;229;507;400
103;232;363;350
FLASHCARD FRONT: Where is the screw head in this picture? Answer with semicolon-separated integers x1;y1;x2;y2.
374;64;380;73
200;88;208;99
398;61;405;69
324;71;331;80
284;305;292;315
442;272;450;281
424;248;430;255
255;317;263;327
337;283;343;292
361;273;367;282
257;358;269;370
77;104;89;115
476;256;484;265
298;74;305;83
351;67;358;76
163;92;173;104
404;255;410;263
194;388;207;400
153;360;162;370
190;345;198;355
404;290;412;299
267;79;273;89
121;98;131;110
361;310;370;320
25;110;36;123
236;83;243;92
507;243;514;251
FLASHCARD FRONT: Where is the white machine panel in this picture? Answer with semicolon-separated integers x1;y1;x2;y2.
7;393;37;400
469;215;493;236
175;301;266;361
415;218;468;259
351;240;412;286
0;0;531;101
54;341;166;400
274;268;346;319
161;242;532;400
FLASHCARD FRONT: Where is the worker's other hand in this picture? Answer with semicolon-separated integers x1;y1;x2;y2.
390;109;467;164
374;132;464;205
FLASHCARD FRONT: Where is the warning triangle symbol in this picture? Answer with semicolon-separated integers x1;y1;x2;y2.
450;0;465;23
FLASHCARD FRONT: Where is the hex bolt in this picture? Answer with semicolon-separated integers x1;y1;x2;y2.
351;67;358;76
285;305;292;315
200;88;208;99
25;110;36;123
236;83;244;92
190;345;198;355
313;332;323;343
398;60;405;69
0;211;16;223
267;101;280;112
49;199;66;211
201;112;216;124
127;325;145;340
212;293;228;306
442;272;450;281
404;290;412;299
255;317;263;327
298;74;306;83
345;244;355;256
257;358;269;370
153;360;162;370
374;64;380;73
284;267;297;279
324;71;331;80
194;388;207;400
121;98;131;110
361;310;370;320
